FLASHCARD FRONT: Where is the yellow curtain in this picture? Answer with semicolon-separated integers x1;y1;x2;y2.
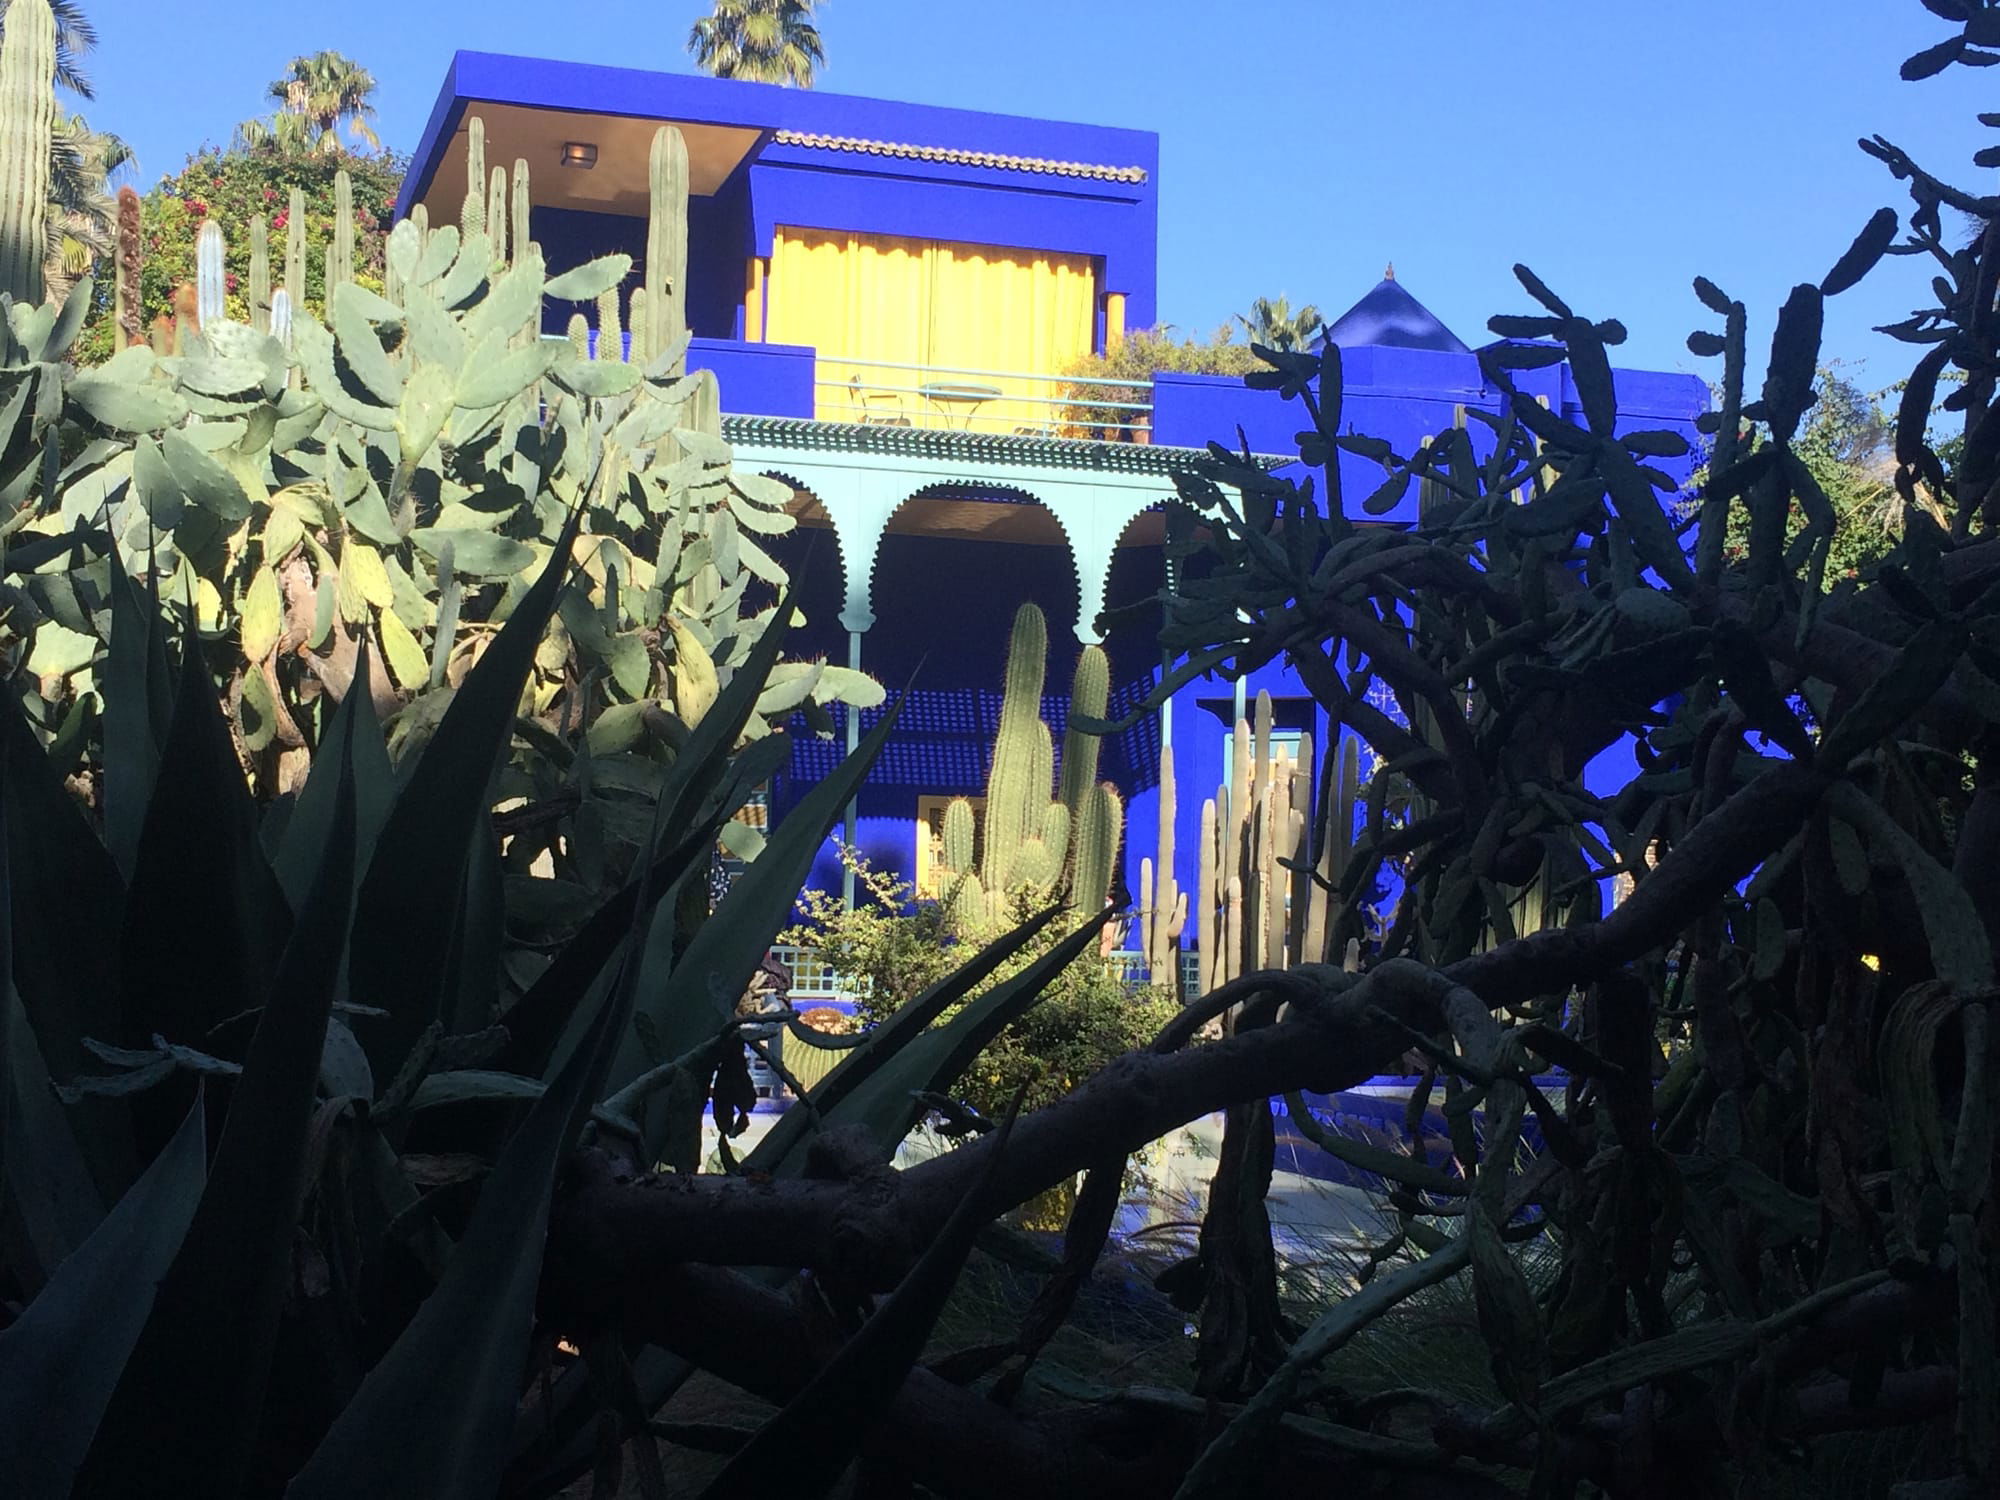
766;227;1096;432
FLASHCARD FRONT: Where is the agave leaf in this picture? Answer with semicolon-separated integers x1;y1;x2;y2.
406;1069;545;1111
488;734;789;1083
789;909;1113;1166
698;1105;1022;1499
0;1094;205;1500
489;585;802;1084
99;553;173;881
347;506;580;1080
746;909;1061;1177
615;691;908;1162
273;653;395;913
286;924;627;1500
79;688;358;1496
118;643;292;1075
0;698;133;1203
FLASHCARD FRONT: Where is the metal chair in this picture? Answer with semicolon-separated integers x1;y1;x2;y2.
849;373;912;426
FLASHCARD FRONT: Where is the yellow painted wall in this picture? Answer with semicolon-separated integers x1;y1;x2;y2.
765;226;1097;432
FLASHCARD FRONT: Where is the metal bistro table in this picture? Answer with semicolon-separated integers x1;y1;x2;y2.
919;380;1003;430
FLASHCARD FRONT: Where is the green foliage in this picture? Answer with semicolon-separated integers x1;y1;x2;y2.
1708;361;1915;584
687;0;827;86
0;449;1096;1495
74;146;404;362
784;854;1174;1120
1059;323;1262;439
236;49;382;157
1235;293;1323;353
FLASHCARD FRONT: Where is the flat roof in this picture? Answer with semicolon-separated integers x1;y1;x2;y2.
400;51;1159;221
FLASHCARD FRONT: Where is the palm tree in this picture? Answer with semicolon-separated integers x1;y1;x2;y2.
687;0;826;87
0;0;97;97
237;50;381;156
45;108;129;302
1235;294;1324;353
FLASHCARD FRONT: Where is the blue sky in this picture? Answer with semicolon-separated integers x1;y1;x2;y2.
83;0;2000;388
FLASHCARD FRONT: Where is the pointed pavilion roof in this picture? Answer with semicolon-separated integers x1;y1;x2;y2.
1319;266;1471;355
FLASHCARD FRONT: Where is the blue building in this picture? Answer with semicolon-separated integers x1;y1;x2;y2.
401;54;1706;966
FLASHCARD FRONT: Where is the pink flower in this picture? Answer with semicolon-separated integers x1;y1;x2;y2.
273;212;288;230
225;273;238;292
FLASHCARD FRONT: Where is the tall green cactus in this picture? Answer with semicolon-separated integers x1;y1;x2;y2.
463;115;486;238
195;221;226;328
1059;644;1109;820
595;287;622;362
566;311;590;360
511;158;532;269
1073;780;1121;916
0;0;54;307
938;603;1124;925
284;185;306;314
248;214;271;335
486;165;507;265
329;169;354;292
980;603;1049;892
644;125;689;370
629;286;651;369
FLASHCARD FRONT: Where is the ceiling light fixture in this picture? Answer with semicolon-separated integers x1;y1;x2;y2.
560;141;598;169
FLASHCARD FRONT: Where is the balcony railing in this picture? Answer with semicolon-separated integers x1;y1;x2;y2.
540;335;1156;440
812;356;1153;440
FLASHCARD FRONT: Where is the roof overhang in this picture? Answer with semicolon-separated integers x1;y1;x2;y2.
399;51;1161;224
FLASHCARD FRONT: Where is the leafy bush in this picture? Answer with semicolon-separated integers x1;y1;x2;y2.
783;851;1176;1119
74;146;404;362
1058;323;1261;440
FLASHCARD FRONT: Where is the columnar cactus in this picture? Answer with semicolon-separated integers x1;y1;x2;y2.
644;125;689;370
1072;780;1121;916
1059;643;1108;826
195;221;226;328
329;169;354;291
284;186;306;313
629;286;651;367
269;288;293;347
1195;692;1358;992
566;312;590;360
1142;744;1185;987
511;158;532;269
463;116;486;238
486;165;507;265
0;0;54;307
937;603;1124;926
980;603;1050;893
248;214;271;335
595;287;622;362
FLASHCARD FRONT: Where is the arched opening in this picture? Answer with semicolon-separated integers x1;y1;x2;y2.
752;477;851;670
799;484;1081;899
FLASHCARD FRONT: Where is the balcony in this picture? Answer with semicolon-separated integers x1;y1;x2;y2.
811;355;1153;440
552;335;1162;442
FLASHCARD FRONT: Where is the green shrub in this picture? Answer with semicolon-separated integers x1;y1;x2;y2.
784;851;1176;1119
75;146;404;362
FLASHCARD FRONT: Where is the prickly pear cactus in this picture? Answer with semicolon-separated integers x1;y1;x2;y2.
0;120;881;901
